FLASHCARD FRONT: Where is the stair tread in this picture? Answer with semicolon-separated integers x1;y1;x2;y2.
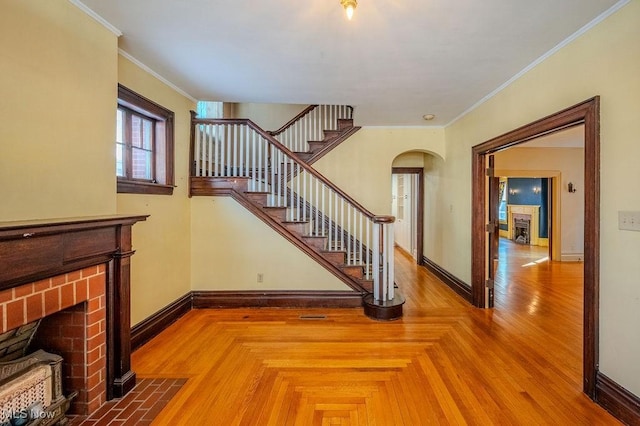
282;220;310;224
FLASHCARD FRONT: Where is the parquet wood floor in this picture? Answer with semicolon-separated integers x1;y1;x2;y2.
132;239;619;425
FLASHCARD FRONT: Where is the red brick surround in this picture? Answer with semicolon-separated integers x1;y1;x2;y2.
0;266;107;415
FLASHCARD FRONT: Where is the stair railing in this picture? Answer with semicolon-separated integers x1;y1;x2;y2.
268;105;353;154
191;115;394;301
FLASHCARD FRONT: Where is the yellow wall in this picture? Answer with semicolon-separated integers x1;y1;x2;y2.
191;198;350;291
392;151;426;168
314;127;445;215
442;2;640;395
117;55;196;325
0;0;118;221
494;147;585;260
232;102;309;131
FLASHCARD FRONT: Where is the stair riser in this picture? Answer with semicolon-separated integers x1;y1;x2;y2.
341;266;364;280
303;237;328;251
322;252;346;266
337;118;353;131
264;208;287;221
245;193;269;206
284;223;309;235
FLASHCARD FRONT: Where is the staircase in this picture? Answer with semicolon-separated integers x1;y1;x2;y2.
189;106;404;320
268;105;360;165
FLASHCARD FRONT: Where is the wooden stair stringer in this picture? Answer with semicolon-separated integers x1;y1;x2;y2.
191;179;368;294
306;125;361;165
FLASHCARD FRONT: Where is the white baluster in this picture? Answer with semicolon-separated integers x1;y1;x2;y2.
302;170;307;222
340;198;345;254
347;204;351;265
328;190;332;249
270;145;275;205
382;224;388;301
239;125;245;177
373;223;380;301
359;212;363;268
194;124;201;176
365;219;370;279
314;177;319;235
387;223;395;300
276;151;282;207
321;184;325;237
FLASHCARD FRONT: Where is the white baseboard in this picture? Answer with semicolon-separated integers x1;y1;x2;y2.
561;253;584;262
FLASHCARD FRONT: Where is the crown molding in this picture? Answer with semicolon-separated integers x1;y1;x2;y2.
446;0;631;127
68;0;122;36
118;49;198;103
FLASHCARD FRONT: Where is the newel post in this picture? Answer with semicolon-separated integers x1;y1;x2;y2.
363;216;405;321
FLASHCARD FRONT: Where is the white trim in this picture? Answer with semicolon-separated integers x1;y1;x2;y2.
118;49;198;103
68;0;122;36
446;0;631;127
561;253;584;262
361;125;445;130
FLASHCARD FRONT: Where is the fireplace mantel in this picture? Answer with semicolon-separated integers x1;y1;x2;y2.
0;214;148;401
507;205;540;246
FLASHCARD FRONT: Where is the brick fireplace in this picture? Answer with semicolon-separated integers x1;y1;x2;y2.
0;266;106;414
0;215;147;417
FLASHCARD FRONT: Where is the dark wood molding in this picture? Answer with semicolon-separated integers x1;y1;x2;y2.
118;84;175;191
0;215;148;401
131;292;192;351
0;215;148;290
471;97;600;399
422;256;472;303
362;293;405;321
392;167;424;265
192;290;363;309
596;372;640;425
117;179;175;195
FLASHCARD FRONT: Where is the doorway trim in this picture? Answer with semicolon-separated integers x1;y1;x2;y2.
471;97;599;398
392;167;424;265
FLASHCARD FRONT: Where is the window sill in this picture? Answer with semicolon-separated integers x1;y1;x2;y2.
117;180;174;195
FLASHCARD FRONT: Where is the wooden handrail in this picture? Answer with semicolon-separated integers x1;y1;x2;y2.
191;117;382;221
268;104;318;136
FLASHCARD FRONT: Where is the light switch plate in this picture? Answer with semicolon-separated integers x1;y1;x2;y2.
618;211;640;231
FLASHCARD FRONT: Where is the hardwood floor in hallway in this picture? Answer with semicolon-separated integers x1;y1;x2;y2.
132;244;619;425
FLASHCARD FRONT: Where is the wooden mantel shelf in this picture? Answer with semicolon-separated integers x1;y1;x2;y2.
0;215;148;290
0;214;148;400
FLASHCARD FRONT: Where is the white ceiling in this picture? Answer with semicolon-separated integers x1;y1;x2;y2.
78;0;622;126
518;125;585;148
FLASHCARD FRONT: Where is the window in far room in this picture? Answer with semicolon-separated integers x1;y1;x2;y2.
196;101;224;119
116;84;175;195
498;180;507;222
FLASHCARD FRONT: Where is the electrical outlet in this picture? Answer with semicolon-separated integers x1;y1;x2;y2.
618;211;640;231
257;273;264;283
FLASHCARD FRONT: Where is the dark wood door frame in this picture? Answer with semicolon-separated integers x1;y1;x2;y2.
392;167;424;265
471;97;600;398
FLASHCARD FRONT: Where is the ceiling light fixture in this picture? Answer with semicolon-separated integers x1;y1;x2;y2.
340;0;357;20
423;114;435;121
